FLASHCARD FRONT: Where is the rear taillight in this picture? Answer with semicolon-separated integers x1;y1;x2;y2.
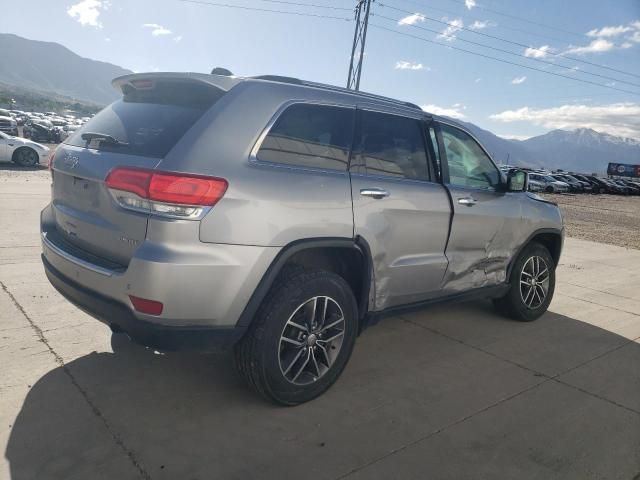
47;149;56;171
105;167;227;219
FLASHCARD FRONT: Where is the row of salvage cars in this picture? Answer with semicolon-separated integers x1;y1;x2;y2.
0;108;92;167
500;166;640;195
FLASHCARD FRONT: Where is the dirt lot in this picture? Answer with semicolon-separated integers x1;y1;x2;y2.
542;193;640;250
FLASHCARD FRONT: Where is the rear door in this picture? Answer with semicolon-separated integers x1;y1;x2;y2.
0;133;7;161
436;122;521;292
50;78;225;266
350;107;451;310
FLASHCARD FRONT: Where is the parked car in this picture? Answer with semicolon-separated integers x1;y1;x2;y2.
529;173;570;193
0;131;50;167
42;72;564;404
24;120;62;143
600;178;628;195
0;110;19;136
612;179;639;195
527;177;545;192
552;174;583;192
562;174;593;193
572;174;603;194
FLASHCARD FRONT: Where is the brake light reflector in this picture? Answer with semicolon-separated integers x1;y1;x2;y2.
105;167;228;219
129;295;164;315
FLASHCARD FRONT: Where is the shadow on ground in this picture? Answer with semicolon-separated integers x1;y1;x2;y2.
5;302;640;480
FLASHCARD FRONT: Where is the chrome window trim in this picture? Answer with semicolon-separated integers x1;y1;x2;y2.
248;100;356;175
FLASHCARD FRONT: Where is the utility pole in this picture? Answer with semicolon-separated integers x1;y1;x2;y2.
347;0;374;91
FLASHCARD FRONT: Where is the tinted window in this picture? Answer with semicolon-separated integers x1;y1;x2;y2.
256;104;354;171
65;81;223;158
440;124;500;189
357;111;429;181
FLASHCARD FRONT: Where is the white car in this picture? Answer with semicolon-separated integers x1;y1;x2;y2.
0;131;50;167
528;173;570;193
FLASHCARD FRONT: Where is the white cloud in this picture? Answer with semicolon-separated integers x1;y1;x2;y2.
469;20;489;30
143;23;172;36
587;24;633;37
621;41;633;49
67;0;106;28
465;0;477;10
629;31;640;43
524;45;552;58
511;76;527;84
564;38;615;55
395;61;427;71
398;13;425;26
421;104;466;119
173;35;183;43
474;77;482;83
437;18;464;42
489;103;640;140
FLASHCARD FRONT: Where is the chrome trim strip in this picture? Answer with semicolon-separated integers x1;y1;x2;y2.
42;231;116;277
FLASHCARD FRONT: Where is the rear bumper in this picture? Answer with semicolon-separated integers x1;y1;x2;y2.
43;255;246;352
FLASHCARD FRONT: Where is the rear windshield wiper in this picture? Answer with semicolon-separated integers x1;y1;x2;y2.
81;132;129;147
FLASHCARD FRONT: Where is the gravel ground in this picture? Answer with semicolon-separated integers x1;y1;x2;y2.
2;163;638;250
542;192;640;250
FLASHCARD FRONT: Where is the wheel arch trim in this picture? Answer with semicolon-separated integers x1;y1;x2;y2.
506;228;564;280
236;237;374;328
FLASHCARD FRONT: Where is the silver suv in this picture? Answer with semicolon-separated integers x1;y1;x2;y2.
41;73;564;404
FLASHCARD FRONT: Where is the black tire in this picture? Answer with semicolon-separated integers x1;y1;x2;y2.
545;186;554;193
234;268;358;405
493;242;555;322
12;147;39;167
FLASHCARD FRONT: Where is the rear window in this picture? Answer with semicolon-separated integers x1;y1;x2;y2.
65;81;223;158
256;103;354;171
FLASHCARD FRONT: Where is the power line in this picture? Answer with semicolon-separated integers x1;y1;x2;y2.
370;24;640;96
179;0;353;20
373;11;640;88
439;0;588;39
392;0;599;47
378;2;640;79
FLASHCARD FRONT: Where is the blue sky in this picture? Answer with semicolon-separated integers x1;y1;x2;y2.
1;0;639;139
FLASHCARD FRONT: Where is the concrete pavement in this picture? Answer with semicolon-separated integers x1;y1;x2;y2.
1;167;639;479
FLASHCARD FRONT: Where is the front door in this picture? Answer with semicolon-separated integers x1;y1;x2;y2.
436;122;522;292
350;108;451;310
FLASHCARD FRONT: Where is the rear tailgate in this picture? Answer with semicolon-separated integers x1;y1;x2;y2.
50;77;227;266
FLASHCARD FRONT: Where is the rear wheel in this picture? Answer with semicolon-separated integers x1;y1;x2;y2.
545;185;554;193
235;269;358;405
494;242;555;322
12;147;39;167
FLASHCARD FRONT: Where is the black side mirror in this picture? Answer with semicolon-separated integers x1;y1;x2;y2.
506;169;528;192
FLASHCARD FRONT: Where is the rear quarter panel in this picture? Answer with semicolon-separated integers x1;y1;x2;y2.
158;81;354;247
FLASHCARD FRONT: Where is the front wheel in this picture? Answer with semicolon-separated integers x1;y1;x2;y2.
235;269;358;405
12;147;39;167
494;242;556;322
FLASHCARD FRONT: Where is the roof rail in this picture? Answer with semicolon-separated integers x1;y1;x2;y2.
248;75;423;112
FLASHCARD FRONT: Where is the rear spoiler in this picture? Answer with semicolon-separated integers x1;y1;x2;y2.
112;72;242;94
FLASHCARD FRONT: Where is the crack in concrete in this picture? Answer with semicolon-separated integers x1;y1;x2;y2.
557;293;640;317
335;317;639;479
0;280;152;480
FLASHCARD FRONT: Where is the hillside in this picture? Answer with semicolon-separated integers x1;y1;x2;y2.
0;33;131;105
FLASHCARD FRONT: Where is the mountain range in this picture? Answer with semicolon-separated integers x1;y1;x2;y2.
0;33;131;105
0;33;638;173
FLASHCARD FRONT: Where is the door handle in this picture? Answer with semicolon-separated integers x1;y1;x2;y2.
360;188;390;199
457;196;476;206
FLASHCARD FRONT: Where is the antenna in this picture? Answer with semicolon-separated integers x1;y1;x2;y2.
347;0;374;90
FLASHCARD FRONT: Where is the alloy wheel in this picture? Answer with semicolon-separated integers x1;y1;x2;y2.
278;296;345;386
519;256;550;309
